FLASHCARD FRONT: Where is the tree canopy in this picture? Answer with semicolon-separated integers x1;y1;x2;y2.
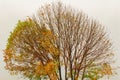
4;2;114;80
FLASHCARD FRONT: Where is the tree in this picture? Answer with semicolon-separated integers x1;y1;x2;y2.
4;2;114;80
4;19;59;80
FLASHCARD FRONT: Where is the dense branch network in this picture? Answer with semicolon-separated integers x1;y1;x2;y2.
4;2;113;80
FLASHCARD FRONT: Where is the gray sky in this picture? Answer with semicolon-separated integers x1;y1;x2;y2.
0;0;120;80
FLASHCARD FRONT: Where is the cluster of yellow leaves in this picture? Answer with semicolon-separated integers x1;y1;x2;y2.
35;60;57;77
39;28;59;56
75;77;78;80
4;49;12;62
44;61;57;74
35;62;46;76
83;63;113;80
101;63;112;75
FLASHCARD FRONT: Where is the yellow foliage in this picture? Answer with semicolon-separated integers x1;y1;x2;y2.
102;63;113;75
4;49;13;62
75;77;78;80
35;62;46;76
44;61;56;74
35;61;57;77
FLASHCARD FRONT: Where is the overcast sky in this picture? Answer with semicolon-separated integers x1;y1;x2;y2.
0;0;120;80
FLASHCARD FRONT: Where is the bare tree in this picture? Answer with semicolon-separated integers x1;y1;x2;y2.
33;2;112;80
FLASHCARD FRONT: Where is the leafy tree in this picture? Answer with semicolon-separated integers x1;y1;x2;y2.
4;2;114;80
4;19;59;80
